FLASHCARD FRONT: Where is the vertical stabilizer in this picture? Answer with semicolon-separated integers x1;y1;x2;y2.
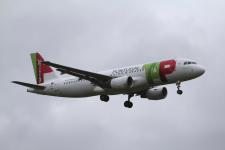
30;53;57;84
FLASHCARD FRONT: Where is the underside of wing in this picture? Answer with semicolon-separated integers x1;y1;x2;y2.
42;61;113;88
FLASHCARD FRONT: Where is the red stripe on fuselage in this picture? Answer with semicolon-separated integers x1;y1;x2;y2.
159;59;176;82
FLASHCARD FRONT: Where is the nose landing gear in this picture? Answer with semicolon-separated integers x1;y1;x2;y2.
176;81;183;95
124;94;134;108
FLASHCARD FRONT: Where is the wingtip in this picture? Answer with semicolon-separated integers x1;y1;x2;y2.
41;61;51;65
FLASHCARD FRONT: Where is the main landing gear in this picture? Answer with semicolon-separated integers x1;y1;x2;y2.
100;95;109;102
100;94;134;108
176;81;183;95
124;94;134;108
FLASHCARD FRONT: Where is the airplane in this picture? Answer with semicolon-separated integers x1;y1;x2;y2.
12;53;205;108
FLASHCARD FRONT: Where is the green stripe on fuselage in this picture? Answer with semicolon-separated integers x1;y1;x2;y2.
30;53;37;81
143;62;160;84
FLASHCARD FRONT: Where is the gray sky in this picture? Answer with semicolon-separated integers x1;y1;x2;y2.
1;0;225;150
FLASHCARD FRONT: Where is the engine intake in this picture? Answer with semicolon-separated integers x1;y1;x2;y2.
110;76;133;90
142;87;168;100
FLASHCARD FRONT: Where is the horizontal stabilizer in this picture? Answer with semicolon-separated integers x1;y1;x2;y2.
12;81;46;90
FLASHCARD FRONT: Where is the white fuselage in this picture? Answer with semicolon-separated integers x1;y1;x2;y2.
28;58;205;98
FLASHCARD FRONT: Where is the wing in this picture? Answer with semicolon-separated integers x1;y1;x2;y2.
42;61;113;88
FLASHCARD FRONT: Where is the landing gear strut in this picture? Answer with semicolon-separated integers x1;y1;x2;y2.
100;95;109;102
176;81;183;95
124;94;134;108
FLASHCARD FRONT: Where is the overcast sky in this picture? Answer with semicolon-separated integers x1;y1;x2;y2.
1;0;225;150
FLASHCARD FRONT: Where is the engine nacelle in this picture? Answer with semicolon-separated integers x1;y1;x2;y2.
110;76;133;90
142;87;168;100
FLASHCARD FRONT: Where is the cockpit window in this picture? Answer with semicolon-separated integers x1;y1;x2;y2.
184;61;197;65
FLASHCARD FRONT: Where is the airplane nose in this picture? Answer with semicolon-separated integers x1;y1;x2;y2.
196;65;205;76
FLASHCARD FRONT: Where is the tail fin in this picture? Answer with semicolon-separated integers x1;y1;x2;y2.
30;53;57;84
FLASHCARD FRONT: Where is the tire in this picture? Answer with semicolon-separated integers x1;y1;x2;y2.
177;90;183;95
100;95;109;102
124;101;133;108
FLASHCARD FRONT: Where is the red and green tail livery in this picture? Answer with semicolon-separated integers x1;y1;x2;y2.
30;53;56;84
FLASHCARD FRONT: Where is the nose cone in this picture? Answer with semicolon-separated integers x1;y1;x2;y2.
195;65;205;77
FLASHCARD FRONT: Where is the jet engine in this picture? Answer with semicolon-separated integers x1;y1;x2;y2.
141;87;168;100
110;76;133;90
